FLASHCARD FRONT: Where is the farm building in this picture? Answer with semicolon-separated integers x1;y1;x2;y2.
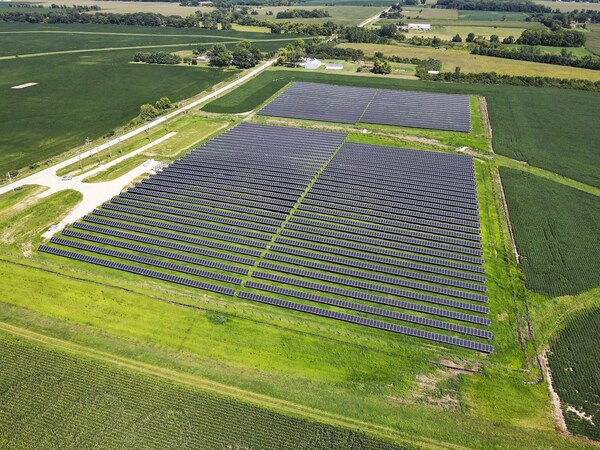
408;23;431;30
326;63;344;70
299;58;322;70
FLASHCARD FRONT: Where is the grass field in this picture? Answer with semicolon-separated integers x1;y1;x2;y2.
586;23;600;56
0;329;403;449
458;10;530;21
534;0;600;12
499;168;600;296
402;25;528;40
547;309;600;441
81;116;231;182
252;5;384;26
33;0;215;15
505;44;594;57
337;43;600;81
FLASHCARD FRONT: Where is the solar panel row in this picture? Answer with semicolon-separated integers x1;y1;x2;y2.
238;291;492;352
251;271;490;318
268;245;486;291
272;239;487;282
245;281;492;339
50;237;245;284
39;245;236;295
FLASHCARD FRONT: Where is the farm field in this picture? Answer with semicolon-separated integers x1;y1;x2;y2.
204;68;600;187
0;23;303;177
534;0;600;12
504;44;595;57
252;5;385;26
499;168;600;296
457;10;530;21
0;329;400;449
0;49;238;177
402;25;528;41
337;43;600;81
547;309;600;441
32;0;215;15
586;23;600;55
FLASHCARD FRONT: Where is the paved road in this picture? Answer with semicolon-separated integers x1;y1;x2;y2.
40;132;178;239
357;7;390;28
0;58;276;198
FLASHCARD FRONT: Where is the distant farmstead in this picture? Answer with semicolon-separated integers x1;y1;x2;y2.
408;23;431;30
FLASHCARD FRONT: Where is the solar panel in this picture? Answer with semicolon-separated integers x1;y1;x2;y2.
238;291;492;352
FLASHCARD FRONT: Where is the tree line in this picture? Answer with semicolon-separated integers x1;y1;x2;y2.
275;9;331;19
419;70;600;92
133;52;182;65
434;0;551;13
516;28;586;47
471;46;600;70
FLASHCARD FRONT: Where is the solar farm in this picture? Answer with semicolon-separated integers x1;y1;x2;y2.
258;82;472;133
39;122;492;354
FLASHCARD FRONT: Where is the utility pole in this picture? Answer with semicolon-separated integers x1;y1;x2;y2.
86;137;92;159
78;151;82;170
7;172;15;192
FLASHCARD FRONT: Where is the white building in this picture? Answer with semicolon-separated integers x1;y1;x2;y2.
408;23;431;31
325;63;343;70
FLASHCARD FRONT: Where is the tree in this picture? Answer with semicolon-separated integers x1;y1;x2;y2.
139;104;159;121
451;33;462;42
432;36;442;47
232;40;261;69
466;32;475;42
155;97;172;110
490;34;499;43
277;44;305;67
371;58;392;74
502;35;515;44
378;23;398;39
208;43;232;67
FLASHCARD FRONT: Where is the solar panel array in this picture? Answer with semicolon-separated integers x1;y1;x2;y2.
39;122;346;302
39;123;492;353
258;82;472;133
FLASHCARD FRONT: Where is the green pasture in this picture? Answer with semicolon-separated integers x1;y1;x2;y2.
586;23;600;56
458;10;530;21
505;44;594;57
499;169;600;296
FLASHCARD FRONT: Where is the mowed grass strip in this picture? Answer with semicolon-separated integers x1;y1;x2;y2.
336;43;600;81
0;330;403;450
499;168;600;296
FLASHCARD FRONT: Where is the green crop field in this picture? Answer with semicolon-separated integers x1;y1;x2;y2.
0;22;304;177
457;10;530;21
586;24;600;56
534;0;600;12
0;50;237;177
499;168;600;296
548;310;600;441
0;330;401;449
203;68;600;186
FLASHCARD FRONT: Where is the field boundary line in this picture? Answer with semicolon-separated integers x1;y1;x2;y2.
0;320;463;450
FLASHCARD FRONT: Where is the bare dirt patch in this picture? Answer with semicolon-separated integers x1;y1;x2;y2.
11;82;38;90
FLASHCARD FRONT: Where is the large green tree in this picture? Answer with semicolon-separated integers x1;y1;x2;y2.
232;41;262;69
208;44;232;67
